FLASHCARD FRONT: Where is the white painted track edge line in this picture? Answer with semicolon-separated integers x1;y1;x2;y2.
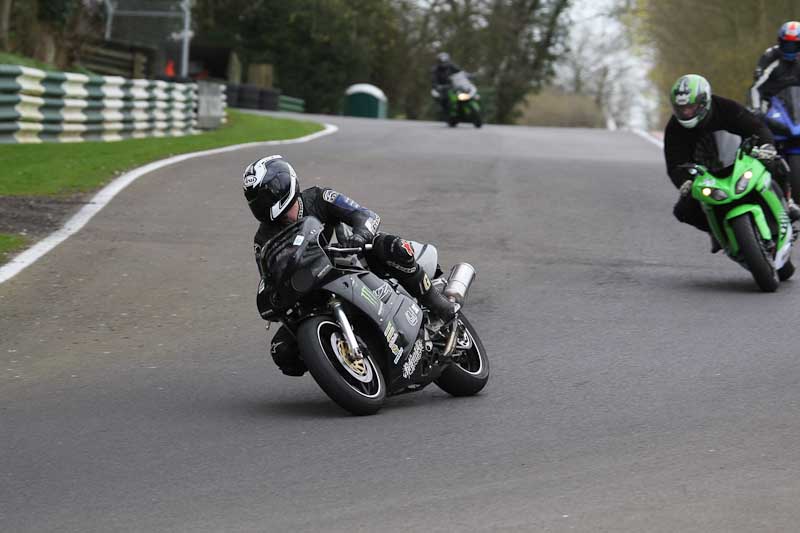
632;128;664;149
0;123;339;285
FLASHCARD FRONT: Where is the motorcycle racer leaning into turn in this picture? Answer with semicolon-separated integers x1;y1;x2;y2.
749;20;800;113
243;155;457;377
431;52;462;117
664;74;800;252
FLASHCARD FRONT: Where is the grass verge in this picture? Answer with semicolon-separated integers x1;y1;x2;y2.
0;110;323;196
0;51;94;74
0;234;28;261
0;110;324;267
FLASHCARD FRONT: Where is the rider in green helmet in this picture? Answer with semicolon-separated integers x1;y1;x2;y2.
664;74;800;251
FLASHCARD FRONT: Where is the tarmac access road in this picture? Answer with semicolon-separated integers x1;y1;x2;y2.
2;113;800;532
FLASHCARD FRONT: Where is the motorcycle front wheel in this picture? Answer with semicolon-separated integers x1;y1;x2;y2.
435;314;490;397
730;215;779;292
298;316;386;415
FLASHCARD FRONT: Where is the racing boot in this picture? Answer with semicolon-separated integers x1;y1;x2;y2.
787;198;800;222
270;326;307;377
709;233;722;254
408;267;456;322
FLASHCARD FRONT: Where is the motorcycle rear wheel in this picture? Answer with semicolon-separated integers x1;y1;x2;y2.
779;259;795;281
298;317;386;415
730;215;779;292
435;314;490;397
787;155;800;204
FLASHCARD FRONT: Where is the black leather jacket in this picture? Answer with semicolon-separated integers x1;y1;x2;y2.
750;45;800;111
431;62;462;87
664;95;774;188
253;186;380;273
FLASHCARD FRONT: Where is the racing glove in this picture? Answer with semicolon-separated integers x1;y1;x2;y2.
679;179;693;197
341;231;369;250
750;143;779;161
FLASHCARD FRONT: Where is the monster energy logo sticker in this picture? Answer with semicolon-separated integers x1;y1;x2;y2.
374;283;392;301
361;286;380;307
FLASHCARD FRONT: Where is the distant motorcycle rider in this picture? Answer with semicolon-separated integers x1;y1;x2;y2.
749;21;800;112
664;74;800;250
431;52;462;116
243;155;456;376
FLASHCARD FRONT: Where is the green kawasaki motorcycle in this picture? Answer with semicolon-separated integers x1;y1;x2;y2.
688;145;795;292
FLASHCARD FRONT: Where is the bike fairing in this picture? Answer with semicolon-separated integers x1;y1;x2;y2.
686;148;794;291
763;86;800;155
258;217;453;392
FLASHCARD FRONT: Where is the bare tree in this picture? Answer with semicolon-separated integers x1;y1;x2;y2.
0;0;12;51
482;0;571;123
623;0;800;122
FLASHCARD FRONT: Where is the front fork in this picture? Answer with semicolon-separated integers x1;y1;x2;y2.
329;298;364;361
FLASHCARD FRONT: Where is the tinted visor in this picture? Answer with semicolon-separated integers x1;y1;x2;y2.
264;172;293;203
779;40;800;55
673;102;701;120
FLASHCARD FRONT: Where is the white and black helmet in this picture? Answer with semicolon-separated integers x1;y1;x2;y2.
242;155;299;222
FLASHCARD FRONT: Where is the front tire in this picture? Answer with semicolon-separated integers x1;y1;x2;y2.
471;102;482;128
730;215;779;292
298;317;386;415
435;314;490;396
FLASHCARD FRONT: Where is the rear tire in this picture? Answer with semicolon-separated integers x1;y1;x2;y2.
435;314;490;397
786;155;800;204
298;317;386;415
472;103;482;128
779;259;795;281
730;215;779;292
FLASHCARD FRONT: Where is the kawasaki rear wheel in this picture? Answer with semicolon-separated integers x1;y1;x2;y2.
779;259;795;281
787;155;800;204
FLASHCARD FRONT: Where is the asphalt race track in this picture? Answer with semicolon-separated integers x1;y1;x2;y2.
3;114;800;532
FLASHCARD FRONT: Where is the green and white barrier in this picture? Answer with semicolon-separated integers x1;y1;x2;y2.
0;65;202;143
278;95;305;113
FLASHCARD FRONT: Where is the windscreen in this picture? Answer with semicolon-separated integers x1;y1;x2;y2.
449;71;474;93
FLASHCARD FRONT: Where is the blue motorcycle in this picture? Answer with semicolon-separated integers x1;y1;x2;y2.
763;86;800;200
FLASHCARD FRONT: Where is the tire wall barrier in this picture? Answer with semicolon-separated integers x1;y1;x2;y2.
0;64;221;144
225;84;305;113
278;95;305;113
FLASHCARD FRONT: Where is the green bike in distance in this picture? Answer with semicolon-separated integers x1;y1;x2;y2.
689;144;795;292
446;71;482;128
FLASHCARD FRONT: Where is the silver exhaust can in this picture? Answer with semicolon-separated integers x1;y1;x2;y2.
443;263;476;304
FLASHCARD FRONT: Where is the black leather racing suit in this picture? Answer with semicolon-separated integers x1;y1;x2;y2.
664;95;782;231
749;45;800;112
254;186;433;375
431;61;462;115
254;186;380;273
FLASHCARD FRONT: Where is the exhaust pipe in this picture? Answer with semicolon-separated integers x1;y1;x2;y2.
443;263;475;304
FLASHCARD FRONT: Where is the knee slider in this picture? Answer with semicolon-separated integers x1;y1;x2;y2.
270;327;305;376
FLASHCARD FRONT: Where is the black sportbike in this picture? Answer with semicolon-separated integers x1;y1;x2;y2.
256;217;489;415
